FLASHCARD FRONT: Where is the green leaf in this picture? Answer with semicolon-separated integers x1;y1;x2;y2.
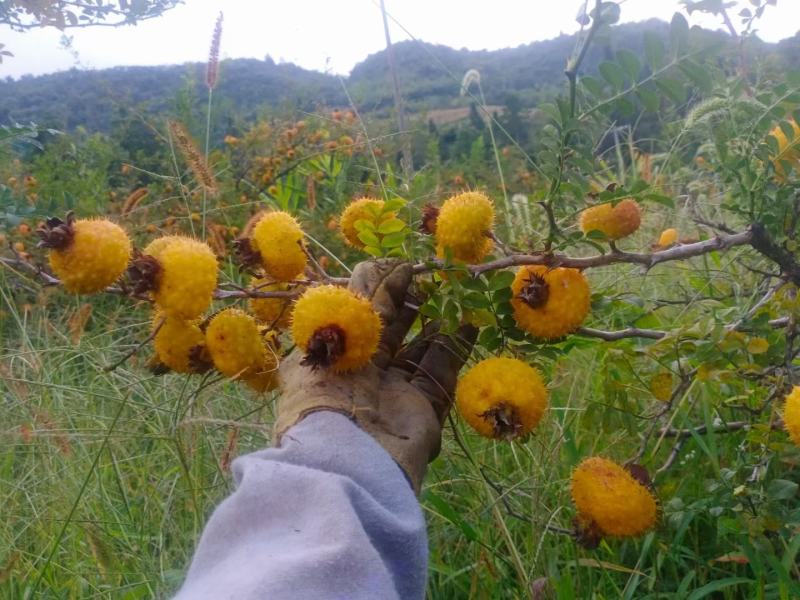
488;270;515;291
382;198;407;212
363;245;382;257
637;87;661;112
670;13;690;56
599;61;626;90
358;229;380;247
354;218;375;232
656;77;687;104
581;76;605;97
377;217;406;234
686;578;753;600
644;31;665;70
462;292;490;310
616;49;641;82
423;491;478;542
680;59;712;92
644;193;675;208
379;231;406;248
767;479;798;501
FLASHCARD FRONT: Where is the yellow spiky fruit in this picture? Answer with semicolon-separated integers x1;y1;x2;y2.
571;457;657;538
143;234;185;259
579;198;641;241
769;120;800;182
511;266;590;339
291;285;381;372
251;211;307;281
435;191;494;263
205;308;278;391
152;313;209;373
153;238;218;319
340;197;385;248
248;278;299;329
456;357;548;440
42;216;131;294
657;228;678;248
784;386;800;446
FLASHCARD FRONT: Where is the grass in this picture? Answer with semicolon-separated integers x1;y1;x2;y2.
3;221;798;599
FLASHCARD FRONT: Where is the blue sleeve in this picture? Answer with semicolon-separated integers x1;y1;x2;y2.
173;412;428;600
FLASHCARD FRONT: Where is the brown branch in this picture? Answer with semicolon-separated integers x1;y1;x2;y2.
576;326;665;341
750;222;800;286
413;229;754;274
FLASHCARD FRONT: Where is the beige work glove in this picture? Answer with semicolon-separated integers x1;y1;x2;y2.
274;259;477;493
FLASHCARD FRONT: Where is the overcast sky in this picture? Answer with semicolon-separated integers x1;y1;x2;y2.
2;0;799;80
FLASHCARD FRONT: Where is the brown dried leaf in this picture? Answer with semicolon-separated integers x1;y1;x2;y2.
68;303;92;344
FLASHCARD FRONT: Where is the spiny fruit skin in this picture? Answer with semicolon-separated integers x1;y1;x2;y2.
47;218;131;294
456;357;548;440
205;308;278;390
511;266;590;339
291;285;381;373
252;211;307;281
657;228;678;248
153;238;218;319
340;197;385;248
248;278;297;329
571;457;657;538
579;198;641;241
153;314;208;374
784;386;800;446
435;191;494;263
143;235;185;259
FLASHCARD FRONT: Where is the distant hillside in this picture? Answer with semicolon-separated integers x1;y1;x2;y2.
1;20;797;133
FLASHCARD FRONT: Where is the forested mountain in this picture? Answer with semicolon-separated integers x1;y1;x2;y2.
1;19;798;132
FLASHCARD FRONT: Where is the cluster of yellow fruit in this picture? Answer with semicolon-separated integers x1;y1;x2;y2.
35;210;383;392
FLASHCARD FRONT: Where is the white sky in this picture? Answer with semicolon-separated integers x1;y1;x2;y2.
2;0;799;80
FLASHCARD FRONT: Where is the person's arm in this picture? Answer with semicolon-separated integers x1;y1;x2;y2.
174;411;426;600
176;260;475;600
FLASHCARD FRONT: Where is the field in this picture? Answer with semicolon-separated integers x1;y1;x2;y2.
2;1;800;599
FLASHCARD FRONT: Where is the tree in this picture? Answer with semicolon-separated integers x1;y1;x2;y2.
1;0;181;31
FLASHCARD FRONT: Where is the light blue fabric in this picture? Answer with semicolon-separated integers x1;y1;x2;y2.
174;412;427;599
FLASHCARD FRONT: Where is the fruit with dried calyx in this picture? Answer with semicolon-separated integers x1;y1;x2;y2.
238;211;307;281
456;357;548;440
511;265;590;339
129;237;218;320
205;308;279;391
579;198;641;241
152;313;211;374
435;191;494;263
37;212;131;294
290;285;381;372
571;457;657;543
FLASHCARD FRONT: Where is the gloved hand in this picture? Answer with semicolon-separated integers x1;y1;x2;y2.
275;259;476;493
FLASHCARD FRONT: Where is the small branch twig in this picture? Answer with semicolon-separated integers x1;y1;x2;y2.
104;317;164;372
576;326;665;341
